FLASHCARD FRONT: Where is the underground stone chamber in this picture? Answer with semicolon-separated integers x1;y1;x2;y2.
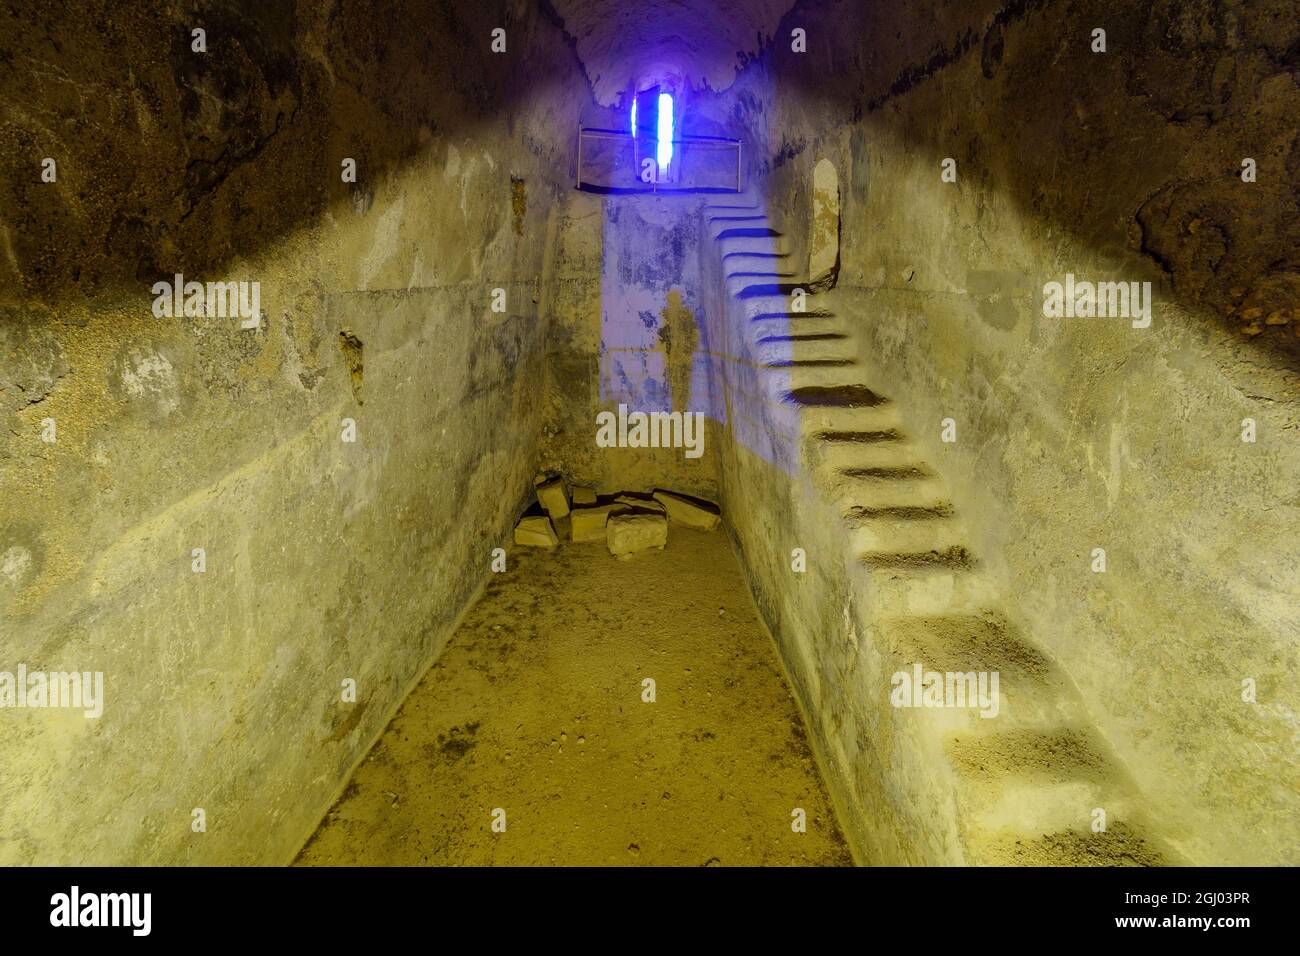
0;0;1296;868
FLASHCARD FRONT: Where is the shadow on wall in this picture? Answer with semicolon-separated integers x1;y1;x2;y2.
0;0;584;311
731;0;1300;372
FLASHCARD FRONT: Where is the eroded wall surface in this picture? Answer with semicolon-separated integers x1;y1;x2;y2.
717;0;1299;864
0;1;587;864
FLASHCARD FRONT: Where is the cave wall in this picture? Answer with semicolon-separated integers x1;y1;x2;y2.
722;0;1299;864
0;0;587;864
548;0;795;105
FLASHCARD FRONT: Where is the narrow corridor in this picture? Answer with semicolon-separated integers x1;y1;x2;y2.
2;0;1294;879
296;524;851;866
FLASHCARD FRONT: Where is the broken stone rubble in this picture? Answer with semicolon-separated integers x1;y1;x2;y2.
652;489;721;530
606;511;668;559
614;493;665;515
513;515;559;549
571;504;614;542
513;483;722;555
534;476;570;520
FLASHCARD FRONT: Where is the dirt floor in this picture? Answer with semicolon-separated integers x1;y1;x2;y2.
295;522;852;866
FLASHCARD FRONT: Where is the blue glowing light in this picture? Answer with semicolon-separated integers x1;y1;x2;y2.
657;93;673;171
630;98;637;136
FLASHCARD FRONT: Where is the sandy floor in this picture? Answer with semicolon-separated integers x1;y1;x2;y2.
295;522;852;866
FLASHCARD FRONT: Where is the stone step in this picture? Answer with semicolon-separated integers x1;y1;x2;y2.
769;361;894;390
782;383;887;408
962;819;1171;866
754;334;856;366
714;226;781;240
814;438;927;472
762;363;875;394
726;272;800;294
939;728;1171;864
749;314;845;340
721;250;790;265
726;270;798;281
763;378;884;413
813;427;905;444
748;321;847;356
821;462;951;512
945;729;1109;786
877;614;1095;732
722;274;800;297
791;399;903;437
715;234;791;258
746;306;834;321
858;545;974;571
761;357;857;370
755;331;848;344
710;219;774;240
963;777;1138;837
702;198;761;212
846;512;968;558
735;281;808;300
733;293;808;315
847;557;1002;618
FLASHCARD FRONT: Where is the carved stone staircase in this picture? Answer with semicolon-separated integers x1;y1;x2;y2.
701;193;1181;866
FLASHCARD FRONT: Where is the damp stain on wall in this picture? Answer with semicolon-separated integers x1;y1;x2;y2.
338;329;363;404
656;288;698;414
511;178;527;237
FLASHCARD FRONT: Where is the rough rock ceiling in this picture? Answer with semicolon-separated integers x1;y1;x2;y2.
550;0;796;105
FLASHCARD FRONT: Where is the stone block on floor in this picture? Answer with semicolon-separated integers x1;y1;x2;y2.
514;514;559;549
607;511;668;558
614;493;665;514
571;504;614;542
535;476;570;520
653;489;722;530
